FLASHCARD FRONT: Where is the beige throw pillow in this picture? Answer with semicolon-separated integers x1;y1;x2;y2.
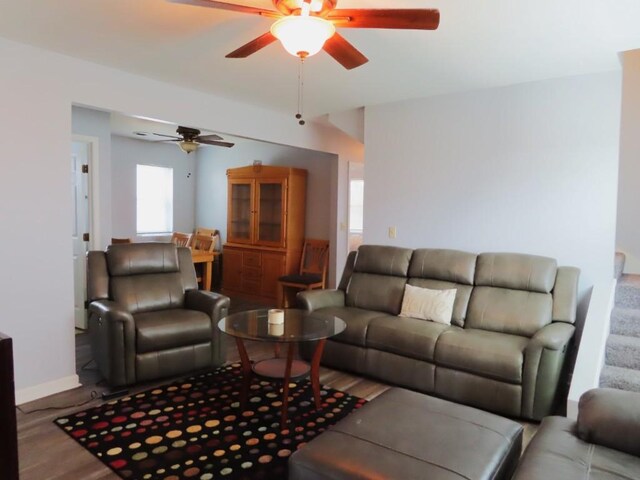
399;284;456;325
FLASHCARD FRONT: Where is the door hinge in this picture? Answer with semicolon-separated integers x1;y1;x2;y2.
83;232;90;242
82;164;89;174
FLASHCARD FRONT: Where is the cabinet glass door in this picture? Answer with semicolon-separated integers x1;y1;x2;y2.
228;180;253;244
255;179;286;247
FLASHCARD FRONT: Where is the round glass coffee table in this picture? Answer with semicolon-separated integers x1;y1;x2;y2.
218;309;346;429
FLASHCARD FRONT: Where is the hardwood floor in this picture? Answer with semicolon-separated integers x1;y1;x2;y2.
16;303;537;479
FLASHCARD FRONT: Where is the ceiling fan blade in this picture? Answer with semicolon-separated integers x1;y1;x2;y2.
198;139;235;148
197;134;224;141
328;9;440;30
226;32;277;58
149;132;182;140
323;33;368;70
168;0;280;17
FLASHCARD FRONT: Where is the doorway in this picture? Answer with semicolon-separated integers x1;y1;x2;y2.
71;136;98;329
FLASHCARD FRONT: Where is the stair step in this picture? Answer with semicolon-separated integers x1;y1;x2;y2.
615;252;626;280
600;365;640;393
615;274;640;309
610;308;640;338
605;334;640;369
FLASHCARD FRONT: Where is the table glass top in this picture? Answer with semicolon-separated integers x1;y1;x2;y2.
218;309;346;343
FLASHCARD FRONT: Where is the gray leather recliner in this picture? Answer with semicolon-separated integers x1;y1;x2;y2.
513;388;640;479
87;243;230;387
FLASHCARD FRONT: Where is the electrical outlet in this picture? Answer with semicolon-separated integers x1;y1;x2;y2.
388;226;397;239
340;222;347;232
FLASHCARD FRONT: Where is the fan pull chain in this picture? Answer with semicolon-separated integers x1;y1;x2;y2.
296;57;306;126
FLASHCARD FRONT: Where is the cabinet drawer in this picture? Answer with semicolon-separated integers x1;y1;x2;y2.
243;251;261;268
242;279;262;293
243;266;261;279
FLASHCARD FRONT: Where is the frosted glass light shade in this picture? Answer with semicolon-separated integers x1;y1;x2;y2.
270;16;335;58
179;140;198;154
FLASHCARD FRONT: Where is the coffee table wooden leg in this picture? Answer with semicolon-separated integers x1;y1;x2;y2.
235;337;252;411
281;342;296;430
310;339;326;410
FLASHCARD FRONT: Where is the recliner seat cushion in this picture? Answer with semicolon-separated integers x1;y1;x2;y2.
435;328;528;383
135;309;212;354
367;316;456;362
312;307;386;347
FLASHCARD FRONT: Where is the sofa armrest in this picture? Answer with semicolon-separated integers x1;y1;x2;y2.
577;388;640;457
297;289;345;312
88;300;136;387
528;322;575;351
522;322;575;419
185;290;230;322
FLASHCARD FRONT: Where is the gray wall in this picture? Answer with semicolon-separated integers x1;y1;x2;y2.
365;72;621;308
111;136;197;240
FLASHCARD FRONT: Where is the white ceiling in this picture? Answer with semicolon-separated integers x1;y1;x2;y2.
2;0;640;117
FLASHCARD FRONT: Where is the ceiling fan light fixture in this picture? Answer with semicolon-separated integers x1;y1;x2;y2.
270;15;335;58
178;140;198;154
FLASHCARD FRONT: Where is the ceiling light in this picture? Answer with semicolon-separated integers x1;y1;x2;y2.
179;140;198;154
270;16;335;58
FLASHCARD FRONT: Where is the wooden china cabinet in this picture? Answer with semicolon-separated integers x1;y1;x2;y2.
222;165;307;303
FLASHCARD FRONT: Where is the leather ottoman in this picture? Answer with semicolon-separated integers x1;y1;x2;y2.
289;388;523;480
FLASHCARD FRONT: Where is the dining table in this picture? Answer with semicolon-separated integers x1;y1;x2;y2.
190;249;220;291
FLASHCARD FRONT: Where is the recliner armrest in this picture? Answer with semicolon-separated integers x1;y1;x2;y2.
578;388;640;457
185;290;230;322
527;322;575;351
88;300;135;326
297;289;345;312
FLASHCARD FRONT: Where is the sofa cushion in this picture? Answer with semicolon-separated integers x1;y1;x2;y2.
435;329;529;383
408;279;472;327
409;248;477;285
475;253;557;294
346;273;407;315
313;307;386;347
367;316;456;362
512;416;640;480
466;287;552;337
135;309;212;354
353;245;413;276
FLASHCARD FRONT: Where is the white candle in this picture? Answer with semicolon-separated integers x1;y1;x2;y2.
268;322;284;336
268;309;284;324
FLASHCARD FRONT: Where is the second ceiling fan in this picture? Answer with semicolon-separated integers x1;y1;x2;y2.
169;0;440;70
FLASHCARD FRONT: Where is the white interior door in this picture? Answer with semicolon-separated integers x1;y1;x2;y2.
72;141;90;329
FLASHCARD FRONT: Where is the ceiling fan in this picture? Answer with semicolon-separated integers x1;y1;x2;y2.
169;0;440;70
147;126;235;153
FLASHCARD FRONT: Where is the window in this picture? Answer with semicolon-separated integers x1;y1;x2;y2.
136;164;173;234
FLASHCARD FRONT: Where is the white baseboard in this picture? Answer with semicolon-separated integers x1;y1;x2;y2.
15;374;81;405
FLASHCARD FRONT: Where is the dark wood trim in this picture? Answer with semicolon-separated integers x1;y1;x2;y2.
0;332;19;480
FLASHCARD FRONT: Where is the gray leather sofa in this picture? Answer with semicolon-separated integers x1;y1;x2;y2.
87;243;230;387
513;388;640;479
299;245;580;420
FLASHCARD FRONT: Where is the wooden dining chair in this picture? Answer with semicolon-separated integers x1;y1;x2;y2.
190;234;216;288
190;234;216;252
171;232;192;247
194;227;221;251
111;237;131;244
278;239;330;308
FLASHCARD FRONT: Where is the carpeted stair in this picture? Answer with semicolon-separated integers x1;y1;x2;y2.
600;253;640;393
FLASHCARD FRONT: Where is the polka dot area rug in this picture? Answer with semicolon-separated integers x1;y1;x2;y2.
54;364;366;480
